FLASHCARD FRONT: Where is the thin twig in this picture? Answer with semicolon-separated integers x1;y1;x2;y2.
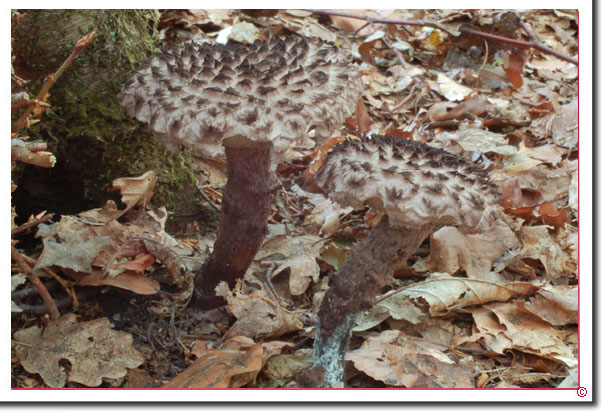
458;26;577;65
308;9;454;36
12;288;97;316
252;262;285;308
276;176;301;214
381;37;408;69
20;254;70;291
12;29;97;135
196;184;220;211
477;39;489;74
11;245;60;319
11;212;54;236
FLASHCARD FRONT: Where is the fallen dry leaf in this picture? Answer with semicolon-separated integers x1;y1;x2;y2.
164;337;263;388
11;273;27;313
261;348;313;387
14;313;144;388
276;10;337;43
107;170;158;221
327;9;399;35
77;270;160;295
216;282;305;339
551;99;578;148
525;285;577;326
427;95;488;122
34;215;111;274
430;73;473;102
346;330;475;388
518;225;577;280
488;301;577;368
454;128;517;155
34;202;196;298
355;273;539;331
164;336;291;388
427;222;519;278
254;234;322;296
464;306;513;355
503;48;526;89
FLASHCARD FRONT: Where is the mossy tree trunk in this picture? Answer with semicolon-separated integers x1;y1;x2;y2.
12;10;200;220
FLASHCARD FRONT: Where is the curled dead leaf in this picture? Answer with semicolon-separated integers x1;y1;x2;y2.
107;170;158;220
355;274;539;331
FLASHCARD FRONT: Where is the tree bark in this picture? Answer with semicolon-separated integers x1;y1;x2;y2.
191;142;277;310
312;216;433;387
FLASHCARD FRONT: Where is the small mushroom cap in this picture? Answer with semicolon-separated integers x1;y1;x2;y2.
117;38;362;160
314;135;501;233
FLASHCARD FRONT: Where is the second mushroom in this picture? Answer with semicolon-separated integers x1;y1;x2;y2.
308;135;501;388
117;37;363;309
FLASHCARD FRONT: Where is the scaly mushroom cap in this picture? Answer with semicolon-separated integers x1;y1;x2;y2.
117;37;363;159
314;135;501;233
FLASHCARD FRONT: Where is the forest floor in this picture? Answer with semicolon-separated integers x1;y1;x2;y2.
10;9;578;389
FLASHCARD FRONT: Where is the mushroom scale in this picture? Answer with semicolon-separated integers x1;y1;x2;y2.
314;134;501;233
117;37;362;159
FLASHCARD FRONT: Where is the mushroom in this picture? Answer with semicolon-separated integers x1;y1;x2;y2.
308;134;501;387
117;38;363;309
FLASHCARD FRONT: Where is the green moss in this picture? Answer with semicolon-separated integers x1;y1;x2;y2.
12;10;204;219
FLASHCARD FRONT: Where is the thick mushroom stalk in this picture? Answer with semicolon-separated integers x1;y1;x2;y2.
197;141;276;308
117;38;362;309
308;135;501;387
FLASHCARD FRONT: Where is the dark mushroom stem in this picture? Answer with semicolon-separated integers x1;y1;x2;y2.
191;141;277;310
312;216;434;388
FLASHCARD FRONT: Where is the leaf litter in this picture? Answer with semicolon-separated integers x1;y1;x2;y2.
11;9;579;388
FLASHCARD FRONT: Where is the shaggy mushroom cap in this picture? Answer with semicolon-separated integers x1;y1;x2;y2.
117;37;363;159
314;135;501;233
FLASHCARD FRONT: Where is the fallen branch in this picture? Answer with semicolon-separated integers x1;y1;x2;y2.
11;244;61;320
